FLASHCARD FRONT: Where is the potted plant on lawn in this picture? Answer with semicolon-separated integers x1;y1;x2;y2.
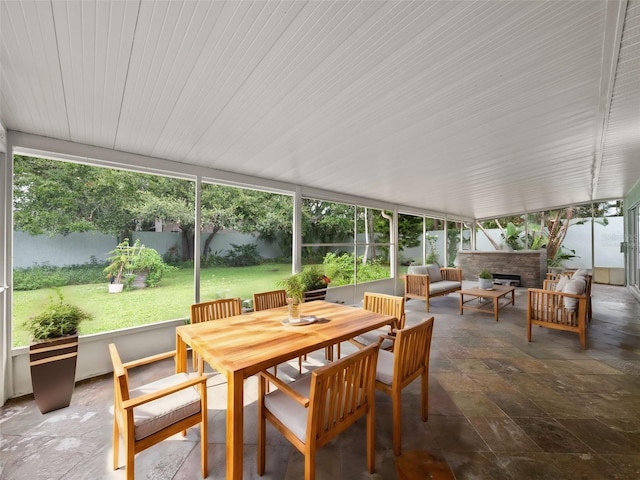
104;238;141;293
478;269;494;290
23;289;92;413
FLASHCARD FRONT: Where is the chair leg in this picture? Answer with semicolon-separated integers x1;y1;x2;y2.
125;433;135;480
305;446;316;480
366;408;375;473
421;371;429;421
392;390;402;455
112;416;120;470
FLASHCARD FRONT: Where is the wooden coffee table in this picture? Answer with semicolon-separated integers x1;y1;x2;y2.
458;284;515;321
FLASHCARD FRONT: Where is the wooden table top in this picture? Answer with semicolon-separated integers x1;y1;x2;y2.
176;300;396;378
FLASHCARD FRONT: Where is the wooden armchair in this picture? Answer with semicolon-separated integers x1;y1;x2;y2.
404;266;462;312
375;317;434;455
190;297;242;372
350;292;405;351
257;343;380;480
527;275;591;349
108;344;208;480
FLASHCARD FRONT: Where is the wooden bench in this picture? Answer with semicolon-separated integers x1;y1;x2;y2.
404;265;462;312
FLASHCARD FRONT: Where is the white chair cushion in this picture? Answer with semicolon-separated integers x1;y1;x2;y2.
352;329;394;350
408;265;428;275
562;278;586;311
131;372;201;441
264;375;312;442
375;349;395;386
426;264;442;282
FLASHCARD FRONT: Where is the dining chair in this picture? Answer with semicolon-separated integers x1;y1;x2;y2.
190;297;242;372
253;289;288;312
108;343;208;480
253;288;308;375
257;342;380;480
349;292;406;352
375;317;434;455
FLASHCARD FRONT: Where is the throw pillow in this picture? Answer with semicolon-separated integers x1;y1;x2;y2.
562;278;586;311
408;265;428;275
572;269;589;279
555;275;570;292
426;264;442;282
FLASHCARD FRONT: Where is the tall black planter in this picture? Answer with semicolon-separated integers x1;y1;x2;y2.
29;334;78;414
303;288;327;302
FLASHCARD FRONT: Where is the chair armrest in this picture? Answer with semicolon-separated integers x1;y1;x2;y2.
441;268;462;282
122;374;208;410
122;350;177;370
378;333;397;343
259;370;310;408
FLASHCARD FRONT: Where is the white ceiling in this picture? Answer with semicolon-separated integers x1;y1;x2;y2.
1;0;639;220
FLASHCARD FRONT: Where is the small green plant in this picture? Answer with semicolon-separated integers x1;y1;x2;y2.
478;269;493;279
278;265;330;302
23;289;92;341
278;273;306;303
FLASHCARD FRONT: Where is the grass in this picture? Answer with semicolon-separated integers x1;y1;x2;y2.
12;263;292;347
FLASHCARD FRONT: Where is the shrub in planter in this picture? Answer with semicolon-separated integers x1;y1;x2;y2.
23;290;92;413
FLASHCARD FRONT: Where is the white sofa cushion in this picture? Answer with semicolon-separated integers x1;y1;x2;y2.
429;280;461;294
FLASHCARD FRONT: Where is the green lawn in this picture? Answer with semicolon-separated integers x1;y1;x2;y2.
12;263;292;347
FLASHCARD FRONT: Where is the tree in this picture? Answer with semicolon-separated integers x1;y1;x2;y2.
13;155;141;240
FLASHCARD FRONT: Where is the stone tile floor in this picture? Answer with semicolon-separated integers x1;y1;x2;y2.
1;283;639;479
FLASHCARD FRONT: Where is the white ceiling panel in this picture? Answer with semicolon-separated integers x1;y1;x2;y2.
1;0;639;220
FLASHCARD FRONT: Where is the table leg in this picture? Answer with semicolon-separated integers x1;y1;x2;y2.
459;293;464;315
227;370;244;480
175;332;187;374
493;297;499;322
511;289;515;305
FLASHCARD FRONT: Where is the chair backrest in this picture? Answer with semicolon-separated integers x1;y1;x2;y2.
391;317;434;388
363;292;406;330
190;298;242;324
253;289;287;311
308;342;379;448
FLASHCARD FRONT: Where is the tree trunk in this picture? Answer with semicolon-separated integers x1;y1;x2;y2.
201;226;222;260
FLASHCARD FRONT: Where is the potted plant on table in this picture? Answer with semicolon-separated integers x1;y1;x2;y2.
278;265;331;321
478;269;494;290
23;289;92;413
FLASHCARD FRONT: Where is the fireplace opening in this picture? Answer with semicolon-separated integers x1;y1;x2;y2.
492;273;521;287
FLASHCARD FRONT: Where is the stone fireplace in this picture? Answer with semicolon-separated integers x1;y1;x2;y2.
456;250;547;288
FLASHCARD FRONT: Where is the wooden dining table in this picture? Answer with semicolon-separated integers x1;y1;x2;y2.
174;300;397;480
